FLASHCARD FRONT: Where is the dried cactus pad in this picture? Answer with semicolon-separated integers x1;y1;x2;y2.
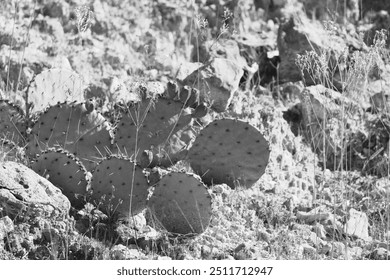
27;101;112;171
90;156;149;218
28;68;85;114
115;97;195;167
31;149;89;208
0;99;26;144
148;172;212;235
188;119;270;188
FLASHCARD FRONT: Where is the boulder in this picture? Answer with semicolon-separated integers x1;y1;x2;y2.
293;85;361;169
182;58;243;112
344;208;370;241
191;39;247;68
0;161;71;221
0;216;14;239
190;39;251;87
277;11;345;87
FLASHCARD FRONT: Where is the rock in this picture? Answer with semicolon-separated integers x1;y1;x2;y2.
370;90;389;112
42;0;70;20
91;0;109;35
277;11;345;86
295;85;361;169
176;62;203;81
201;245;212;258
0;216;14;239
302;243;316;256
0;161;71;221
344;208;370;241
36;17;65;43
182;58;243;112
191;39;257;88
320;242;346;258
234;243;254;260
312;223;327;239
308;231;326;248
156;256;172;260
110;244;145;260
296;207;331;224
191;39;247;68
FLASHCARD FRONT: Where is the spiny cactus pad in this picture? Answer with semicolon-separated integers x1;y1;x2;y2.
148;172;212;235
188;119;270;188
114;97;195;167
28;68;85;114
90;156;149;218
31;149;89;208
0;99;26;144
27;101;112;171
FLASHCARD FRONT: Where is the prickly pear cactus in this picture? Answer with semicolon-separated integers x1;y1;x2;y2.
90;156;149;218
188;119;270;188
114;97;195;167
148;172;212;235
28;68;85;114
31;148;89;208
0;99;26;144
27;101;112;171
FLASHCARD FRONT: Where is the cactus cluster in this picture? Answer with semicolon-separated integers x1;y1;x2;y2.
0;71;271;236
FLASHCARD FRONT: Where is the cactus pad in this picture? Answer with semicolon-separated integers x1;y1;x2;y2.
27;101;112;171
188;119;270;188
90;156;149;218
31;148;89;208
148;172;212;235
0;99;26;144
114;97;195;167
28;68;85;114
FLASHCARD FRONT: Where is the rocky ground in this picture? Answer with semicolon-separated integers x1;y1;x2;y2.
0;0;390;260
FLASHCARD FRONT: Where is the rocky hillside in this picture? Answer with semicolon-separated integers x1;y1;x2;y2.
0;0;389;260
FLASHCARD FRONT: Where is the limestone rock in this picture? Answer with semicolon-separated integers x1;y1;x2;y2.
0;161;71;221
191;39;247;69
0;216;14;239
183;58;243;112
277;13;345;86
344;208;370;241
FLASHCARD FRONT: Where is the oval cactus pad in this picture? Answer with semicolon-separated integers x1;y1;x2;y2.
114;97;194;167
0;99;26;144
31;149;89;208
148;172;212;235
188;119;270;188
90;156;149;218
27;101;112;170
